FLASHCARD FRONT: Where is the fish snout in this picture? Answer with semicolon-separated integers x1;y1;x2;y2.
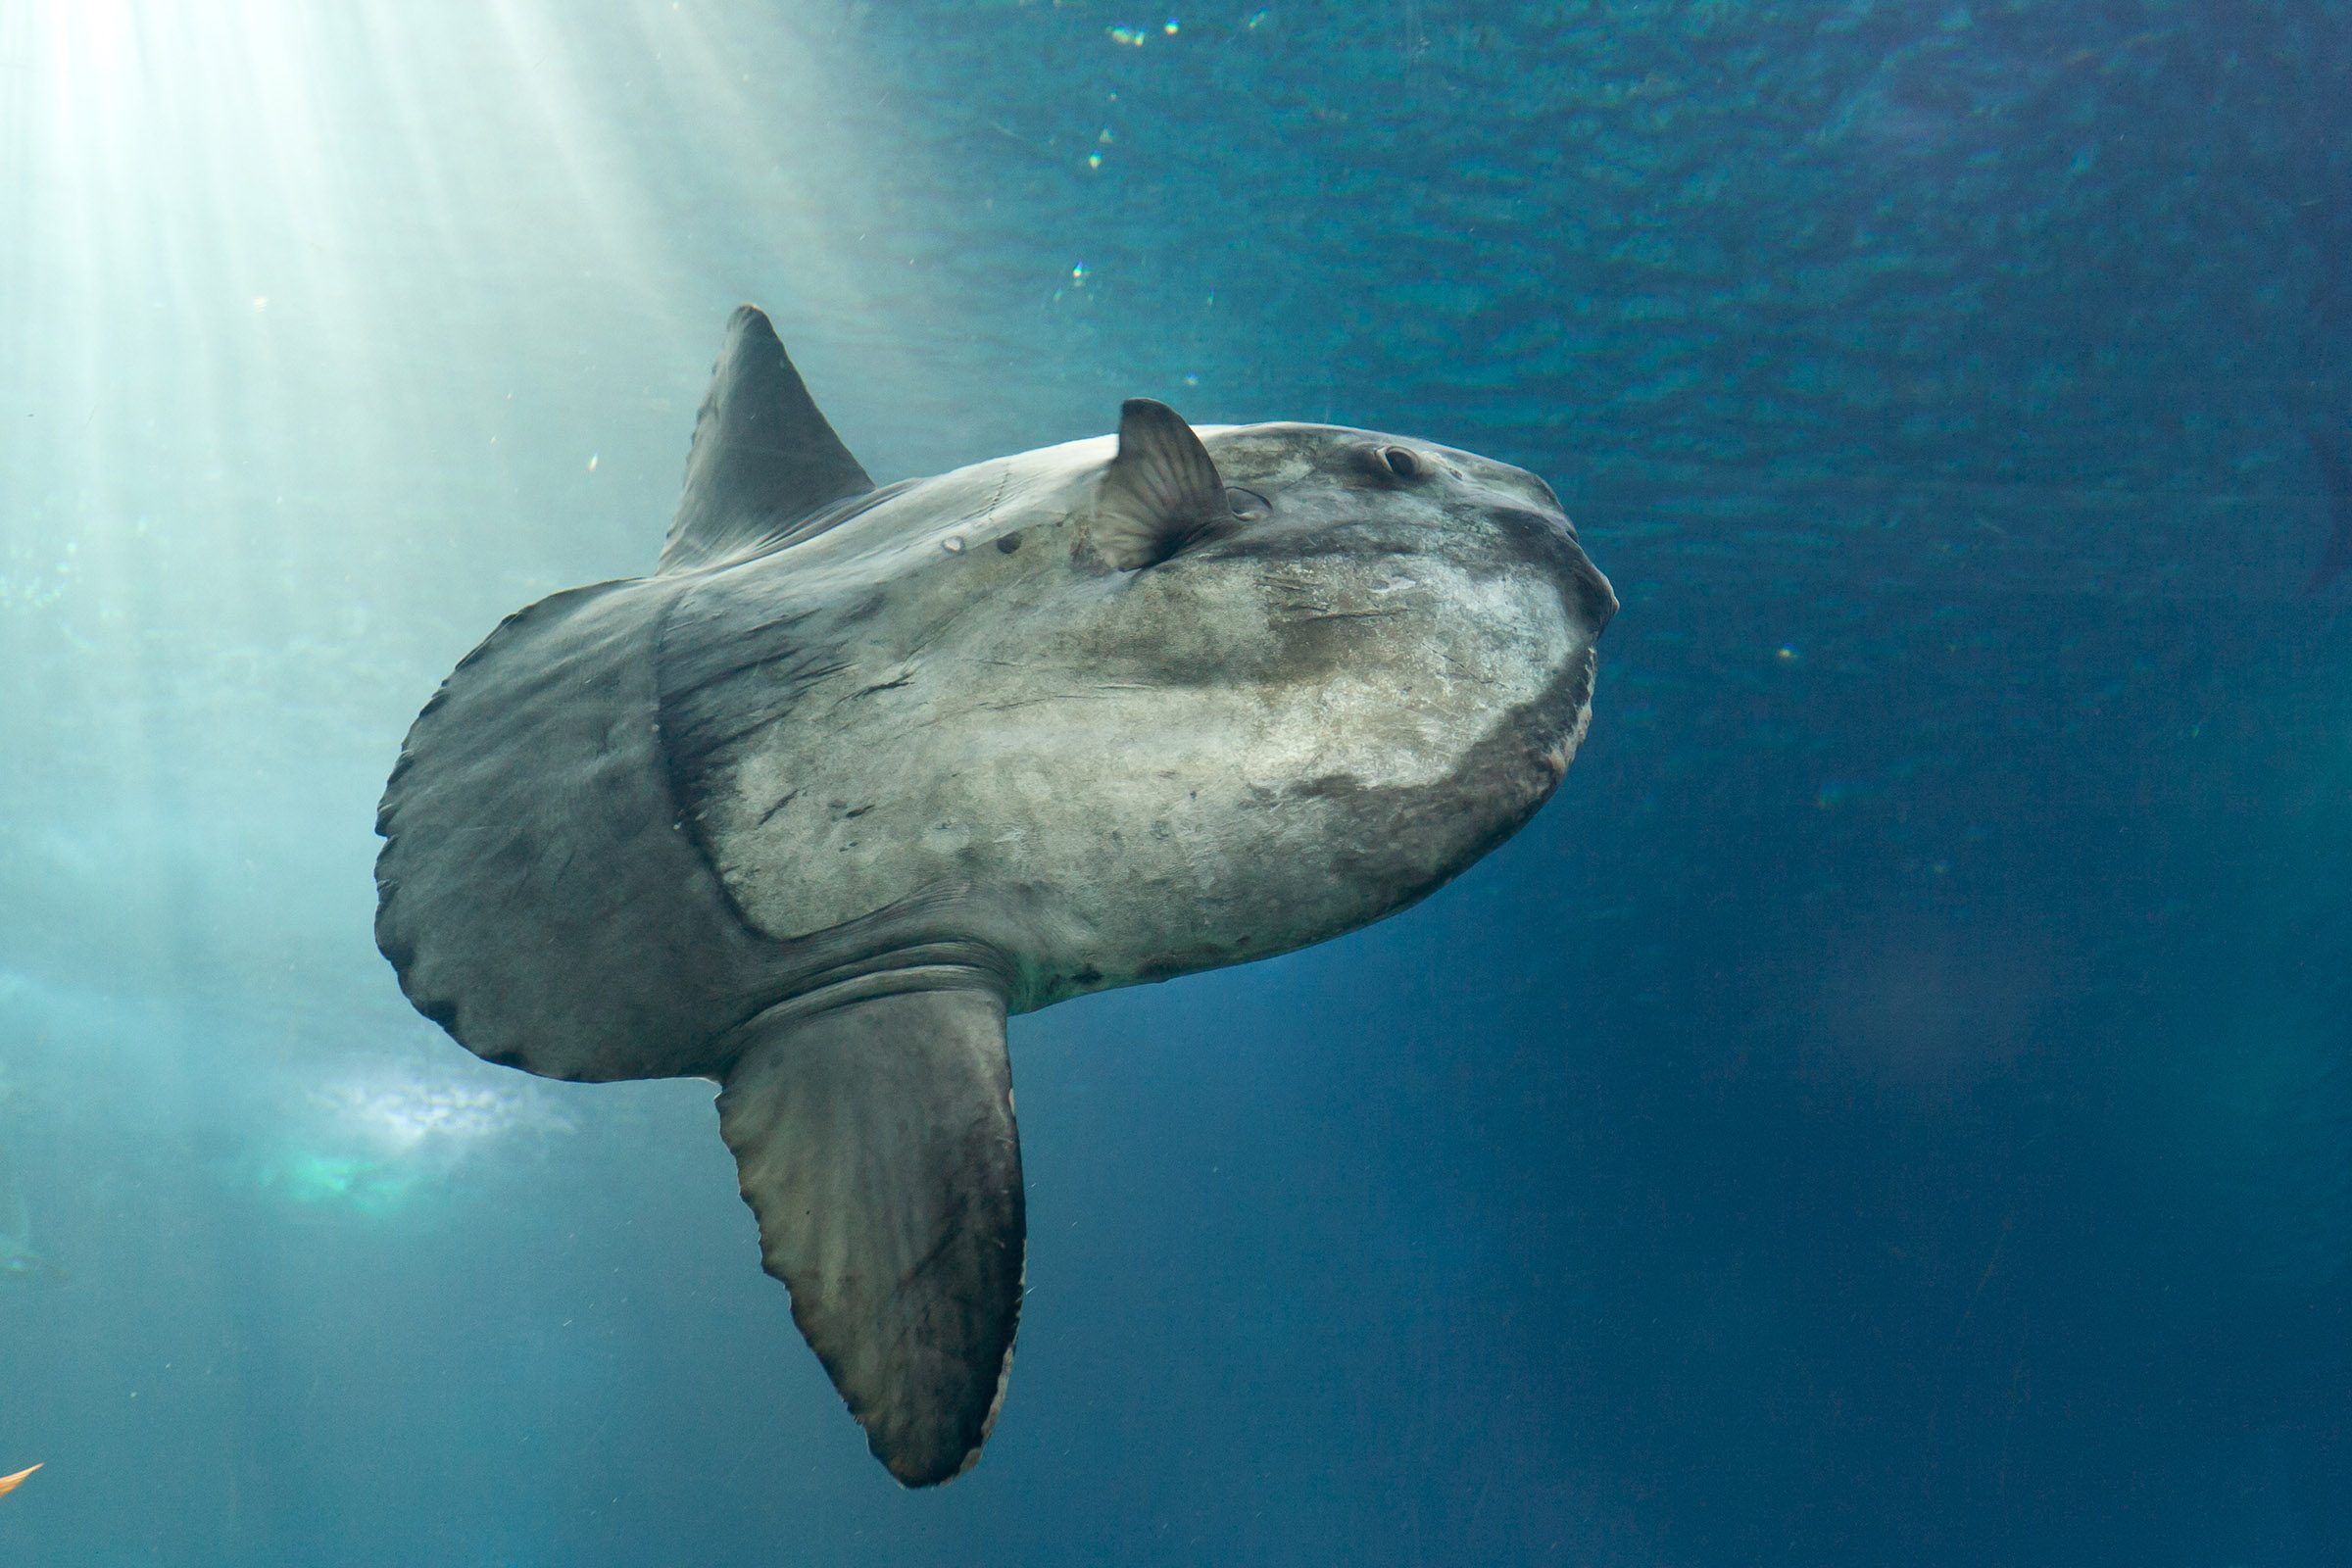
1560;540;1618;640
1484;505;1617;640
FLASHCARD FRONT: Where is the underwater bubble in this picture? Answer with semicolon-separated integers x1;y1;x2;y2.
312;1065;577;1153
254;1152;414;1216
233;1061;579;1220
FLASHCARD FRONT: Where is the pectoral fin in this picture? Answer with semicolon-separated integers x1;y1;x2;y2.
0;1463;39;1497
1094;398;1229;569
715;986;1024;1487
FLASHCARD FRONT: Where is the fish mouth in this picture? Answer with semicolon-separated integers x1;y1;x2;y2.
1564;546;1619;637
1473;503;1616;639
1542;526;1618;642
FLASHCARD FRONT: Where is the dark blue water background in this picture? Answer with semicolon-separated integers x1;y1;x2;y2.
1;1;2347;1563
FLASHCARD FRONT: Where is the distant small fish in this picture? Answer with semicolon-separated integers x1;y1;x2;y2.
2307;430;2352;594
0;1234;68;1283
0;1463;39;1497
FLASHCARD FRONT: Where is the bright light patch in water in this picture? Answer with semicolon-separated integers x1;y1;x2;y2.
257;1152;414;1216
242;1061;577;1219
315;1067;578;1153
6;0;926;748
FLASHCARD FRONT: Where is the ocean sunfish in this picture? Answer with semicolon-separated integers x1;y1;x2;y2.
374;305;1615;1485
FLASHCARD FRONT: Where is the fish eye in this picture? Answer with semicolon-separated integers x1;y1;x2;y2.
1381;446;1424;479
1225;486;1270;520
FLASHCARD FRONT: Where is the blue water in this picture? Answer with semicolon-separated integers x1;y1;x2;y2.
2;1;2347;1563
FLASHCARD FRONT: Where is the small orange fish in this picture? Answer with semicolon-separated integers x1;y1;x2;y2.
0;1462;38;1496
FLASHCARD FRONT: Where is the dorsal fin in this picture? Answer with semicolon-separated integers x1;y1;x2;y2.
1093;398;1229;570
660;305;874;574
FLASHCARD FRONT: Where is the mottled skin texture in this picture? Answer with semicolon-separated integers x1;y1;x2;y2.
375;307;1613;1487
665;421;1614;1004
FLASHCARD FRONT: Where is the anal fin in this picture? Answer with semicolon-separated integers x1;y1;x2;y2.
715;986;1024;1487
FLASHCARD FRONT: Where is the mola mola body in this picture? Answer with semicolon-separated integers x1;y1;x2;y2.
374;305;1614;1486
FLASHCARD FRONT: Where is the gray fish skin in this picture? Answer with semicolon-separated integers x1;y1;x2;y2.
374;306;1614;1487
